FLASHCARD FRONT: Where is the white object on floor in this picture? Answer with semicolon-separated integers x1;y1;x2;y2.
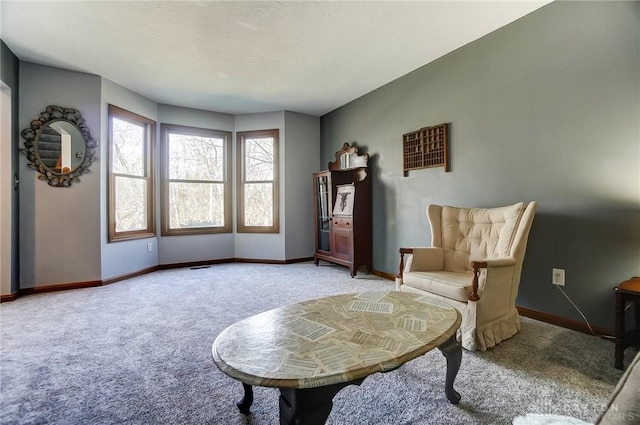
513;413;592;425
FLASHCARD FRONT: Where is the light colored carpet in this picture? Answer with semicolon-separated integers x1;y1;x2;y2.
0;262;628;424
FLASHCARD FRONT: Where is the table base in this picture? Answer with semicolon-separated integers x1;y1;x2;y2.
236;334;462;424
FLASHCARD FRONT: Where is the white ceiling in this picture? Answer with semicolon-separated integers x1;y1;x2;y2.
1;1;551;116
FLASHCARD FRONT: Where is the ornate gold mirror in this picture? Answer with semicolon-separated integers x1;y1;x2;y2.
21;105;97;187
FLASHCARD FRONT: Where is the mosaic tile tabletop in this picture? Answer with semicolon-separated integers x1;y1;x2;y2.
212;291;461;389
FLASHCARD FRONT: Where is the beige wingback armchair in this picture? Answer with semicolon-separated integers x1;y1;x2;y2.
396;202;537;351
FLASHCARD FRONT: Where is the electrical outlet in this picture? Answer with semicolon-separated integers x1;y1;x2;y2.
147;243;153;252
552;268;565;286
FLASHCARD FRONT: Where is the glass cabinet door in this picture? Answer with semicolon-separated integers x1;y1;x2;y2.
315;174;330;252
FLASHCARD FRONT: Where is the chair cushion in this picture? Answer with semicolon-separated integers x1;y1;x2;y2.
402;270;473;302
441;202;524;272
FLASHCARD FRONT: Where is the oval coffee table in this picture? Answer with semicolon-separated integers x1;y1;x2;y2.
212;291;462;425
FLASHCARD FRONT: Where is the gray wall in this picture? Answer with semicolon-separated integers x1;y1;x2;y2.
19;63;102;287
320;1;640;329
284;111;320;260
1;41;19;294
234;112;287;260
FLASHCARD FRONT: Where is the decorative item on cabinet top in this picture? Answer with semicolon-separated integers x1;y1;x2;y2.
402;122;449;176
329;142;369;171
21;105;98;187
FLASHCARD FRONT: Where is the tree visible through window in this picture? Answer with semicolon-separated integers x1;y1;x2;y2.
237;129;279;233
160;124;231;235
108;105;156;242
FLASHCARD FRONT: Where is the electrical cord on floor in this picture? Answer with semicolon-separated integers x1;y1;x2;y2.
555;284;618;341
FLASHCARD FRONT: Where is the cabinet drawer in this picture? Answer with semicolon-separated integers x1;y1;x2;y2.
332;216;352;229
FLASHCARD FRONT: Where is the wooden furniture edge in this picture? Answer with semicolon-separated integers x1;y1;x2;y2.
0;292;20;302
397;247;414;279
102;266;160;284
232;257;314;265
372;269;396;281
470;260;487;302
18;280;104;296
517;305;614;339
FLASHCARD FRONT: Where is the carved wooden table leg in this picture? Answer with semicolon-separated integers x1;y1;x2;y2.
437;334;462;405
236;383;253;414
279;379;364;425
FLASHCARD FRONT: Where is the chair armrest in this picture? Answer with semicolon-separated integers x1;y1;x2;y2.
471;258;517;269
397;247;444;279
470;257;517;301
397;248;414;279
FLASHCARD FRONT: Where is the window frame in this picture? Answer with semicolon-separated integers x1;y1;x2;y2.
159;124;232;236
107;104;156;242
236;129;280;234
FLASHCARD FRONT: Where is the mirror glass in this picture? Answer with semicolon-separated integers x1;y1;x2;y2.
21;105;98;187
35;120;86;175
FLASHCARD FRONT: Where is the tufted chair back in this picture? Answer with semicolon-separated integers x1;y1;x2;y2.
428;202;526;273
397;201;537;350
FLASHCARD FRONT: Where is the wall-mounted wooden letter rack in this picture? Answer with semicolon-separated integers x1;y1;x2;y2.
402;123;449;176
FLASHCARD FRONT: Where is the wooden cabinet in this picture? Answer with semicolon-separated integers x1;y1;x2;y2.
313;144;371;277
